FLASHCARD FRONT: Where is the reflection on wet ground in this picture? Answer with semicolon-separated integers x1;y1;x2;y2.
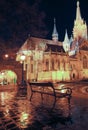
0;83;88;130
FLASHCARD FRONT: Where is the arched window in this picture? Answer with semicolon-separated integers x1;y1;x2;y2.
30;56;33;61
83;56;87;68
58;60;60;70
62;59;65;70
38;63;41;72
31;64;33;73
51;59;54;70
73;73;75;79
46;59;49;71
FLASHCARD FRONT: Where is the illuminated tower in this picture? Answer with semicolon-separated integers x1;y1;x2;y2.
63;30;70;52
73;1;87;40
52;18;58;42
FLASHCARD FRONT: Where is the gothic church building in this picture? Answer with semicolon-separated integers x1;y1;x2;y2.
16;1;88;82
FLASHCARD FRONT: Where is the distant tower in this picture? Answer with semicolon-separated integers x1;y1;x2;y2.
73;1;87;40
63;30;70;52
52;18;58;42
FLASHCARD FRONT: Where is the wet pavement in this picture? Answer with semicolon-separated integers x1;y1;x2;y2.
0;82;88;130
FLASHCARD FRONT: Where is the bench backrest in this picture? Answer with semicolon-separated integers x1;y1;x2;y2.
29;82;53;87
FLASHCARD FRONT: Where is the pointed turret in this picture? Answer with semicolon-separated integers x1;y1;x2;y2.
63;30;70;52
63;30;69;43
76;1;82;20
52;18;58;42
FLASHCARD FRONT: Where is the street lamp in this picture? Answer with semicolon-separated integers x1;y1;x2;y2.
20;54;26;86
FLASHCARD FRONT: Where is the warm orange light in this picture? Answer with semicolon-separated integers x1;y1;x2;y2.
20;54;26;61
5;54;9;58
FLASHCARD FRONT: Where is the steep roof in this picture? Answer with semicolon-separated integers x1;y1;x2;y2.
45;44;65;53
18;36;63;52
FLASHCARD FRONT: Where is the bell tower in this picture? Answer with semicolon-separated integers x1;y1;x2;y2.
73;1;87;40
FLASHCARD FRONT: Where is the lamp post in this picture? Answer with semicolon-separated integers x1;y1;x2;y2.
20;54;26;86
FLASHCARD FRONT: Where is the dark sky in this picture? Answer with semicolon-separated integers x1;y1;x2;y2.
0;0;88;47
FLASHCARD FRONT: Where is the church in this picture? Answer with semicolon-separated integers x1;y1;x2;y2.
16;1;88;82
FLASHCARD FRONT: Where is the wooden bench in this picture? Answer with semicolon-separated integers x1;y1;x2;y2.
28;82;72;101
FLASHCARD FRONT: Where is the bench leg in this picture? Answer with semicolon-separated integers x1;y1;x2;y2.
51;86;56;102
30;92;33;101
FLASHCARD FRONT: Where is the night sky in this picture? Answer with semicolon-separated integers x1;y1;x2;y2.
0;0;88;48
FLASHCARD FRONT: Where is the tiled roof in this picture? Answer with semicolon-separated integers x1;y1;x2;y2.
45;43;65;53
19;36;63;52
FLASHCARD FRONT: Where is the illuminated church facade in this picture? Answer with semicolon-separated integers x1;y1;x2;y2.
16;1;88;82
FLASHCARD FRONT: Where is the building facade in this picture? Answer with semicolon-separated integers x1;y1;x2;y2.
16;1;88;82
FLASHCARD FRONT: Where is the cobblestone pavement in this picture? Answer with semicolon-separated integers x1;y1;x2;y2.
0;83;88;130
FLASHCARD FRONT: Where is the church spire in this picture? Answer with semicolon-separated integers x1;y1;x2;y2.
73;1;87;40
76;1;82;20
63;30;70;52
52;18;58;42
64;29;69;43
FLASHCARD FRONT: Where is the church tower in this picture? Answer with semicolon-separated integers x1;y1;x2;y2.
52;18;58;42
73;1;87;40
